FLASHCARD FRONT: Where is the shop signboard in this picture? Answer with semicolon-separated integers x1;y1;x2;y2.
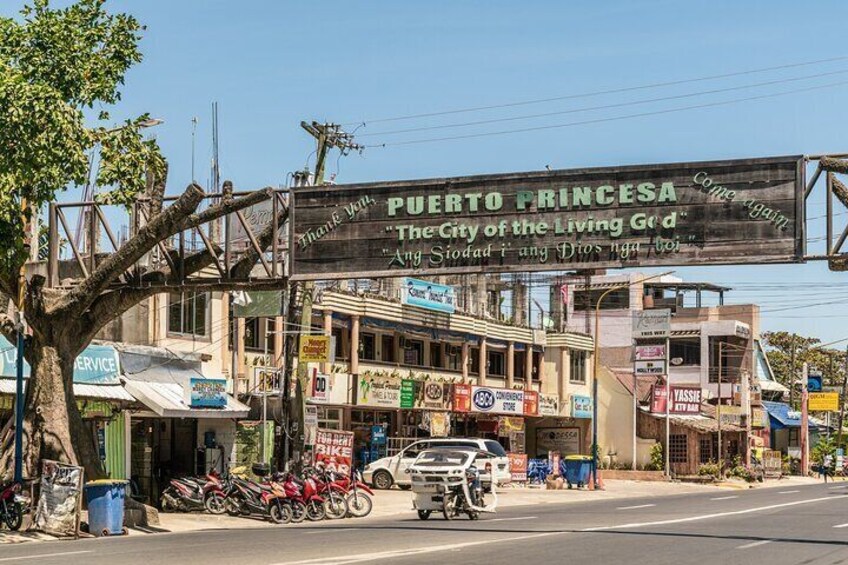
357;375;402;408
523;390;539;416
471;386;525;415
807;372;823;393
570;395;593;419
402;277;456;314
298;335;332;364
634;359;666;376
634;344;666;361
453;383;472;412
651;385;702;415
498;417;525;435
401;380;452;410
718;405;745;426
632;309;671;339
291;156;804;280
314;429;354;476
751;406;768;428
0;337;120;384
429;412;450;437
254;366;280;393
539;393;560;416
309;371;350;405
808;392;839;412
304;406;318;447
508;453;528;482
185;378;227;408
535;427;581;457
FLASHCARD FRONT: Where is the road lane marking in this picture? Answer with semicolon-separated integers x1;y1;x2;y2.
616;504;656;510
0;551;92;562
737;540;773;549
778;490;800;494
303;528;363;535
273;531;563;565
828;486;846;490
834;523;848;528
582;494;846;532
710;496;738;501
487;516;537;522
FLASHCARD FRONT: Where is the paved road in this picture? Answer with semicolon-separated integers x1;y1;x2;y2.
1;482;846;564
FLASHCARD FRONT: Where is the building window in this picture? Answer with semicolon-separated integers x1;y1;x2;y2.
317;407;342;430
488;351;505;376
404;339;424;366
445;344;462;371
332;327;345;359
669;338;700;366
470;347;480;374
699;438;713;464
570;350;587;383
669;434;688;463
360;333;376;361
168;291;208;336
243;318;260;351
514;351;527;380
574;288;630;311
429;342;443;369
381;335;396;363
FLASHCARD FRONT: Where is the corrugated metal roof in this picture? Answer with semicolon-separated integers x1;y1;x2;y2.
122;379;249;419
0;378;135;402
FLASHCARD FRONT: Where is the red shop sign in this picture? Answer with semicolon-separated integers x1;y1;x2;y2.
523;391;539;416
453;383;472;413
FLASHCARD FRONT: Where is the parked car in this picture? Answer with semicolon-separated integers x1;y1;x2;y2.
362;438;509;490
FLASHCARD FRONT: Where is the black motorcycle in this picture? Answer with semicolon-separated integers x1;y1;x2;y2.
224;477;292;524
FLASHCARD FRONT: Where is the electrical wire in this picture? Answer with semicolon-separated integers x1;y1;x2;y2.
344;55;848;125
367;79;848;147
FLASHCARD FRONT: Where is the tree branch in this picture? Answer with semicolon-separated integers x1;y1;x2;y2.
229;200;289;279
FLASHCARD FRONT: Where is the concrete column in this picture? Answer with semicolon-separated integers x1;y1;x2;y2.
525;345;534;385
237;317;246;393
478;339;487;386
322;310;333;374
537;350;545;389
461;342;469;382
559;347;569;403
350;314;360;375
506;341;515;388
273;316;283;368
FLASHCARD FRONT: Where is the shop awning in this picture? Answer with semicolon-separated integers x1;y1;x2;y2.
762;401;824;430
0;378;135;402
117;344;249;419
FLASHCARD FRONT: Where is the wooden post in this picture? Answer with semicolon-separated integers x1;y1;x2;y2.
525;345;533;384
322;310;333;374
350;315;360;375
478;339;487;386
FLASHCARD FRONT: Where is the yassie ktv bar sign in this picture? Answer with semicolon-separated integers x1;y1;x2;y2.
290;155;804;279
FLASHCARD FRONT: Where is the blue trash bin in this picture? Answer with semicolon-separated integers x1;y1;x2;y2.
562;456;592;489
85;480;128;537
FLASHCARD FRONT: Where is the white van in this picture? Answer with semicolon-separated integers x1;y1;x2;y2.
362;438;510;490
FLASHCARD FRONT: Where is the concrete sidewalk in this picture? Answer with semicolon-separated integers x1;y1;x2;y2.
0;475;831;544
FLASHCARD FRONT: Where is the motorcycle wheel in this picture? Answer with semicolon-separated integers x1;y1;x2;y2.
5;502;23;531
204;493;226;515
306;500;326;521
289;501;307;523
269;503;293;525
160;488;177;513
417;510;431;520
224;495;242;517
346;492;372;518
467;511;479;520
442;494;456;521
324;492;347;520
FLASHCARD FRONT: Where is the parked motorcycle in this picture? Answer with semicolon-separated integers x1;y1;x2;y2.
279;472;327;522
224;477;292;524
306;467;350;520
160;471;227;514
0;481;28;531
316;467;373;518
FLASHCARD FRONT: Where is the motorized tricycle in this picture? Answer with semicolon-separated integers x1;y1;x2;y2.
409;448;498;520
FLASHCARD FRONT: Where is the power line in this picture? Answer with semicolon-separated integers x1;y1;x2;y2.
367;79;848;147
345;55;848;125
359;68;848;137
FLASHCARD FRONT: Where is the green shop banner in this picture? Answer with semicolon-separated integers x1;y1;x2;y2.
0;337;120;384
400;380;452;411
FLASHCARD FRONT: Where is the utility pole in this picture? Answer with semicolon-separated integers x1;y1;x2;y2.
288;122;362;468
801;362;809;475
717;341;723;474
789;335;796;410
838;345;847;448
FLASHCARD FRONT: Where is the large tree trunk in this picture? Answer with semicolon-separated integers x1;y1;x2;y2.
1;336;105;481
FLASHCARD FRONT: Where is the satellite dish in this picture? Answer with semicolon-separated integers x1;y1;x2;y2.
670;357;683;366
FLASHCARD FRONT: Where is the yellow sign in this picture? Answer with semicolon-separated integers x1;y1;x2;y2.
298;335;331;363
808;392;840;412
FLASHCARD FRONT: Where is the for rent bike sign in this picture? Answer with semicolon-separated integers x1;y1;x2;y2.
314;429;354;476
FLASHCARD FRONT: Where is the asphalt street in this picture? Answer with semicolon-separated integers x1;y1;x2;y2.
1;482;846;565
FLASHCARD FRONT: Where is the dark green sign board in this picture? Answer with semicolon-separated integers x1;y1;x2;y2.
290;155;804;279
400;379;415;409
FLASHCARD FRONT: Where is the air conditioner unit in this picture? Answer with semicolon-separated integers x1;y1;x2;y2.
398;336;408;349
447;345;461;357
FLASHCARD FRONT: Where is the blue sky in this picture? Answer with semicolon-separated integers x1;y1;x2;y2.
45;0;848;344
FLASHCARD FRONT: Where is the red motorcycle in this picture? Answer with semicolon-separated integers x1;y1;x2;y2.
224;477;292;524
160;471;227;514
315;467;373;518
0;482;29;531
280;473;327;521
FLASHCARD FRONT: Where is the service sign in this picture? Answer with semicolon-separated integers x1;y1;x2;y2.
298;335;332;364
632;309;671;339
185;378;227;408
314;429;354;476
634;344;666;361
471;386;525;415
290;156;803;280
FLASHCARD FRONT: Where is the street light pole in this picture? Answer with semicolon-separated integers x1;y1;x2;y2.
591;271;672;489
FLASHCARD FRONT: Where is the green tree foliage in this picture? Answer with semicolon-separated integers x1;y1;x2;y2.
761;331;846;390
0;0;164;273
